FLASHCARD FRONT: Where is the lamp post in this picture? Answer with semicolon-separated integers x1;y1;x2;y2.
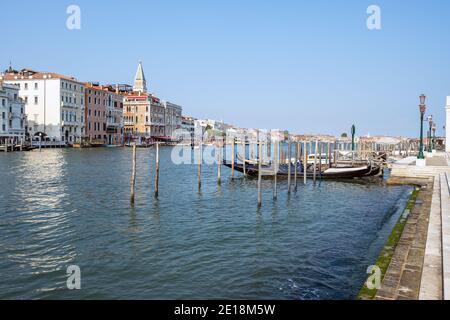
427;115;433;152
432;123;436;151
351;124;356;152
418;94;426;160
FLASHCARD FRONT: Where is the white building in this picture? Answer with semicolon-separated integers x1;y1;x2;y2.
0;69;85;143
195;119;226;133
446;97;450;152
163;101;182;139
0;82;26;143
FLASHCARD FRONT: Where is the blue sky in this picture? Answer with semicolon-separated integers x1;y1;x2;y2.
1;0;449;137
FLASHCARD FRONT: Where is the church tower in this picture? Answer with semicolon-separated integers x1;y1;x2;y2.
133;61;147;93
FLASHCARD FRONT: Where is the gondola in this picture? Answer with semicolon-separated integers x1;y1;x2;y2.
223;160;381;179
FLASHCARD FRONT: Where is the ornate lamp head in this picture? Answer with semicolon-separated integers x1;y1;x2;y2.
419;94;426;114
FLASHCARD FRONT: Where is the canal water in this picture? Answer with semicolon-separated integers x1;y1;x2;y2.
0;147;412;299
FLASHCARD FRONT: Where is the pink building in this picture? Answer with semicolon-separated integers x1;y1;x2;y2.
84;83;123;145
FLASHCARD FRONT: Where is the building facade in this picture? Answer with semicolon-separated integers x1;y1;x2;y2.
85;83;107;143
1;69;85;144
446;96;450;152
106;86;124;145
0;82;26;143
84;83;124;145
163;101;182;139
123;62;183;142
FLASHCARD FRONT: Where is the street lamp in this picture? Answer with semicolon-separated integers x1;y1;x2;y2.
351;124;356;152
432;122;437;151
418;94;426;159
427;115;433;152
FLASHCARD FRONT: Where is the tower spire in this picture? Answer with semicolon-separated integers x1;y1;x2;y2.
133;61;147;93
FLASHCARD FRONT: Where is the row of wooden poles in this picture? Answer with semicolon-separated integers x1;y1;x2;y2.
130;143;160;205
128;139;416;207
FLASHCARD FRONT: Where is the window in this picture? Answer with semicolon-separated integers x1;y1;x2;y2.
34;96;38;105
1;99;4;106
34;83;38;90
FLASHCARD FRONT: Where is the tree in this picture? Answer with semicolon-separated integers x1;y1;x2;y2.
341;133;348;138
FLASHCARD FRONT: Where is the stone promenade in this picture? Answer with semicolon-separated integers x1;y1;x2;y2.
375;152;450;300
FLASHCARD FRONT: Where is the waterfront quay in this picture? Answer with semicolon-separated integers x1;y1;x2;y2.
361;152;450;300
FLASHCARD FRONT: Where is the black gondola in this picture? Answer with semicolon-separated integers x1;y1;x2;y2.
223;160;381;179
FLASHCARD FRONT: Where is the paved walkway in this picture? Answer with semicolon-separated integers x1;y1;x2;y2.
376;177;433;300
386;152;450;300
427;155;449;167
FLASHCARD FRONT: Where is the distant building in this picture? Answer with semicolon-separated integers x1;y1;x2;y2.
195;119;225;132
123;62;183;142
163;101;182;139
84;83;123;145
446;97;450;152
1;69;85;143
181;115;196;143
182;115;195;133
0;82;26;143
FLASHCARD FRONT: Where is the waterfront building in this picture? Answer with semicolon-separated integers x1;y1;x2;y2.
181;115;196;134
1;68;85;143
446;96;450;152
123;62;183;142
163;101;182;140
0;82;26;144
84;83;124;145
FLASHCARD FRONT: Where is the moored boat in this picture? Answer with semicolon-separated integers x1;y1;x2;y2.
223;160;381;179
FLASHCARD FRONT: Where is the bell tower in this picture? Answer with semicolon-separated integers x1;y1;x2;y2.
133;61;147;93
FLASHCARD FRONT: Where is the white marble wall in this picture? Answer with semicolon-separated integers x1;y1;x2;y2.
446;97;450;152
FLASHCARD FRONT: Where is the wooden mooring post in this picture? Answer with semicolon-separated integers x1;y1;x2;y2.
313;140;318;183
217;144;221;185
242;139;246;177
303;141;307;185
287;139;292;194
198;142;202;190
257;137;262;207
154;142;160;198
294;142;299;191
318;142;322;179
273;141;278;200
327;142;331;168
130;143;137;205
231;138;235;180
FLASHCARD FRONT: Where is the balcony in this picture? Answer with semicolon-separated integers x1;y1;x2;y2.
61;120;79;126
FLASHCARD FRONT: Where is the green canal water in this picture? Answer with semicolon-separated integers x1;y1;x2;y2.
0;147;412;299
